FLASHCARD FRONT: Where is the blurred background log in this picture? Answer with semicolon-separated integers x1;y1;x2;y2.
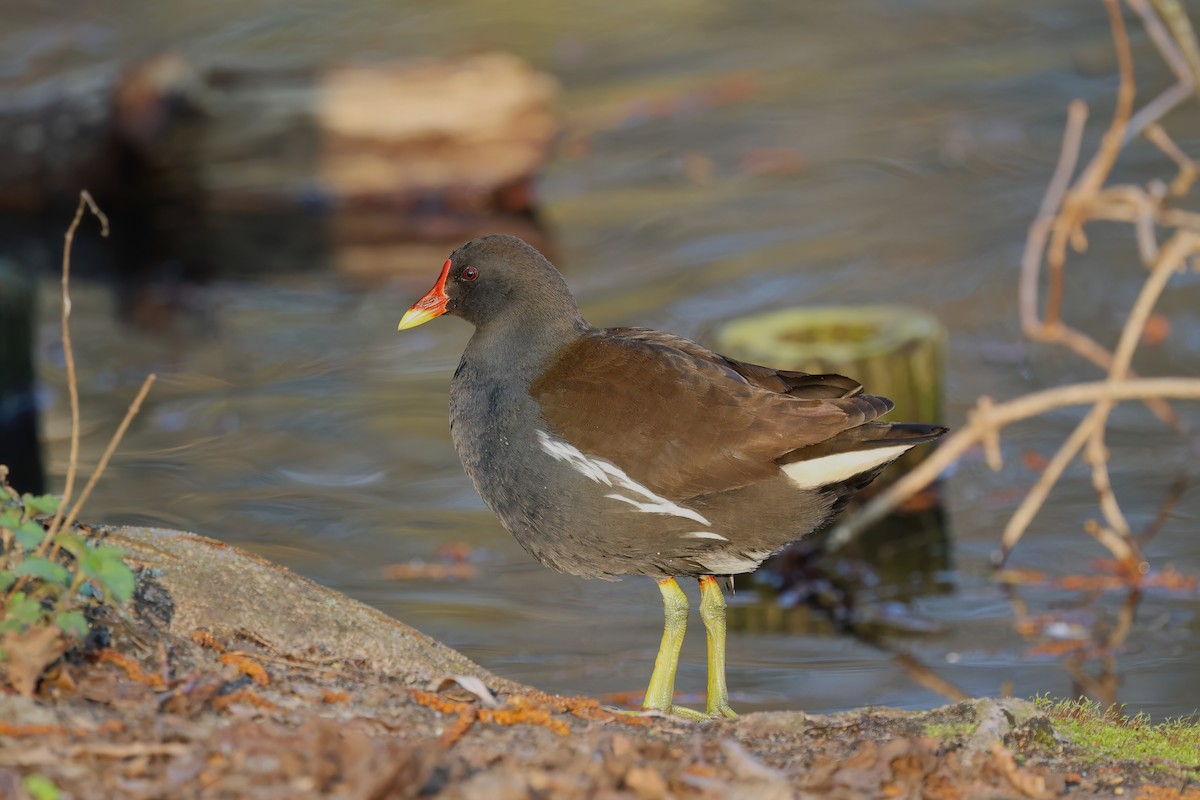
0;51;558;281
0;51;559;483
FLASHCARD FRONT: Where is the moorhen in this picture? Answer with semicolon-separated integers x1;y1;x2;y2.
399;234;946;719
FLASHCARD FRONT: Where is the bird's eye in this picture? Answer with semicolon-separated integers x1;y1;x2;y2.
461;267;478;281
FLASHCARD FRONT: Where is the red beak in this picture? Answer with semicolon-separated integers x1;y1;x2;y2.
398;259;452;330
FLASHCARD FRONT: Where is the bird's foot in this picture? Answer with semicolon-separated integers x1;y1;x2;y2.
705;701;738;719
635;704;737;721
666;704;709;721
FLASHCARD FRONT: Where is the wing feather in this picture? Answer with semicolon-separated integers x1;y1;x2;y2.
612;328;864;398
530;330;891;499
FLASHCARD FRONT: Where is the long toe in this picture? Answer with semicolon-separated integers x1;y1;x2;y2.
661;704;737;721
668;705;710;721
708;702;738;719
624;704;710;721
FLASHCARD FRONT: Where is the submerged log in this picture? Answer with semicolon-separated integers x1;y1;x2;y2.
197;52;556;214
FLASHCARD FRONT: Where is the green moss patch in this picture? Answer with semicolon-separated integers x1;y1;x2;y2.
923;719;979;741
1036;696;1200;771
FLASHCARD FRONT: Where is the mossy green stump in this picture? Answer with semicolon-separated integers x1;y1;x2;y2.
716;305;949;614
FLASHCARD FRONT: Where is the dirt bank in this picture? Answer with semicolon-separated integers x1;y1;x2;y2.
1;526;1194;799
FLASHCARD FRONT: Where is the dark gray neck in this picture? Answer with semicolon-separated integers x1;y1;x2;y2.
464;305;592;379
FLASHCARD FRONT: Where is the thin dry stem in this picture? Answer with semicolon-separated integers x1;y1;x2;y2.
1126;80;1193;141
1086;189;1200;233
998;407;1104;564
833;3;1198;564
8;190;156;602
53;374;157;548
43;191;109;548
1041;0;1136;329
1144;123;1198;195
1017;105;1179;428
892;652;970;703
1132;180;1164;266
1082;231;1200;546
972;396;1003;471
825;378;1200;552
1124;0;1196;141
1083;519;1136;564
1018;99;1084;334
1132;0;1194;83
1083;0;1138;196
1150;0;1200;93
0;741;190;766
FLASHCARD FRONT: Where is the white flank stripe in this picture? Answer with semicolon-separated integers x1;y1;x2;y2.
537;430;711;526
684;531;729;541
698;550;773;574
536;431;614;485
781;444;915;489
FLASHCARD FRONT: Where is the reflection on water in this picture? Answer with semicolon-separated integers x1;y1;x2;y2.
6;0;1200;716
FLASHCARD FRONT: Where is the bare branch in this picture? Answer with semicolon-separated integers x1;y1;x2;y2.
826;378;1200;551
43;191;109;548
55;374;158;543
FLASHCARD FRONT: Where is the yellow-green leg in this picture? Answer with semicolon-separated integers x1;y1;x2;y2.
698;575;738;718
642;578;706;720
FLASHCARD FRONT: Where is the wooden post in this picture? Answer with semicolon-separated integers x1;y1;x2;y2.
715;305;945;474
0;259;44;494
715;305;949;613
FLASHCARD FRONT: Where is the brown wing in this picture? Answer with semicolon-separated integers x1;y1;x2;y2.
530;330;892;499
612;327;863;399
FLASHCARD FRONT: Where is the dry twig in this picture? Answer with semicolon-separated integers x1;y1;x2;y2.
826;378;1200;552
8;190;158;597
50;373;157;558
44;191;109;545
829;2;1200;570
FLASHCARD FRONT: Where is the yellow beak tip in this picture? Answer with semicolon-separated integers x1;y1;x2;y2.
397;310;432;331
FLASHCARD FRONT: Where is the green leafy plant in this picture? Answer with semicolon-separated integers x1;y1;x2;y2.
0;191;153;695
0;477;135;656
22;774;62;800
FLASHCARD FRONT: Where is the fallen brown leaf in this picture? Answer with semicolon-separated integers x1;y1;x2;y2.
220;653;269;686
624;763;669;800
2;625;66;696
96;649;165;688
991;743;1057;799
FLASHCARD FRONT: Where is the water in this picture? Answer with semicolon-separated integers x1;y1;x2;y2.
5;0;1200;717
